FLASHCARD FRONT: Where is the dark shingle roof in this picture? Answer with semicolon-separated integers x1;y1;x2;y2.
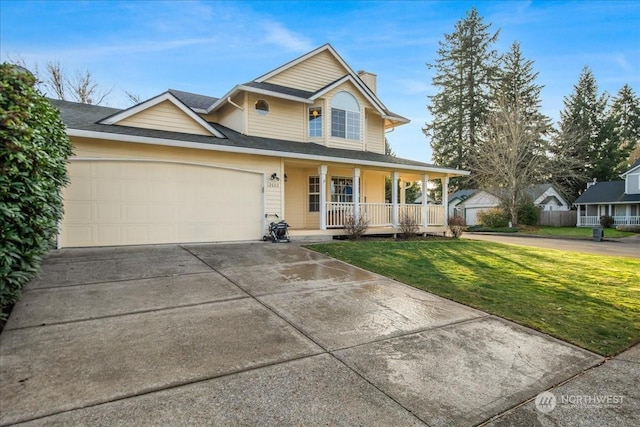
449;189;476;201
51;99;448;171
574;181;640;204
241;82;314;99
168;89;218;111
526;183;553;200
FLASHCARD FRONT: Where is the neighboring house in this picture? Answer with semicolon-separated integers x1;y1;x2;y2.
574;160;640;227
53;44;468;248
456;190;500;226
453;184;570;226
527;183;571;212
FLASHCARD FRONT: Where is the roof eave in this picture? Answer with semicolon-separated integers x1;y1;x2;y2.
65;127;469;177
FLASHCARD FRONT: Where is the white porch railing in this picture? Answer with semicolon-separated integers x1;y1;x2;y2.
325;202;446;228
577;216;640;226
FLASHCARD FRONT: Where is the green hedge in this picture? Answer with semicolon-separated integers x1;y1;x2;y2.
0;64;73;316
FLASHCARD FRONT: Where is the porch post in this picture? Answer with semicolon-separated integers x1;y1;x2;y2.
353;167;360;219
399;179;406;205
576;204;581;226
319;165;327;231
442;176;449;226
392;171;399;227
422;174;429;227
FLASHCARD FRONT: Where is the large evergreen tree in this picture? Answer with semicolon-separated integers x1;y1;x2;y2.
423;7;500;191
608;84;640;170
552;67;609;198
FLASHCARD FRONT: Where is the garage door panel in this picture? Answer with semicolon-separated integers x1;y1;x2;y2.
62;161;263;247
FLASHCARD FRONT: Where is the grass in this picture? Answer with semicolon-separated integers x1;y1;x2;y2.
308;240;640;356
521;226;637;239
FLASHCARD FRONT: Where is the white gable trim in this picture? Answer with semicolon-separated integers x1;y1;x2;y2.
99;92;225;138
621;163;640;178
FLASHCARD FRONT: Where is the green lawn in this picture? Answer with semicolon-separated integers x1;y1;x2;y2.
522;226;637;239
308;240;640;356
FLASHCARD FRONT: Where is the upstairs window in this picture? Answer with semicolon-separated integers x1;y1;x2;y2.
331;92;360;140
255;99;269;115
308;107;322;137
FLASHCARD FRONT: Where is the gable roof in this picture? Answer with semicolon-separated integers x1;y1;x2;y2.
449;189;476;202
99;91;225;138
526;183;553;200
574;181;640;204
168;89;219;112
52;99;467;176
206;44;409;125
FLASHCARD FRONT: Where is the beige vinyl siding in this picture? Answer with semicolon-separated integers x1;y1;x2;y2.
118;100;211;136
208;100;245;134
366;111;385;154
70;137;282;218
247;95;304;141
362;170;386;203
265;50;348;92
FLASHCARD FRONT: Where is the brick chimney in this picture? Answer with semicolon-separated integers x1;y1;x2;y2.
357;70;377;94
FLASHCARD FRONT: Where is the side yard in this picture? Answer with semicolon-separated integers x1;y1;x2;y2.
309;240;640;356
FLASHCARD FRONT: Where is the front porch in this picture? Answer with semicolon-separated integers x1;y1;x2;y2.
283;161;456;237
577;216;640;227
576;203;640;227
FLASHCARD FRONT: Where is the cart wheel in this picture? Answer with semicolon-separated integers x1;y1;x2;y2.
262;236;268;241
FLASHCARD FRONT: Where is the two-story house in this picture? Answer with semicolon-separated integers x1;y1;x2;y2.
574;159;640;227
53;44;468;248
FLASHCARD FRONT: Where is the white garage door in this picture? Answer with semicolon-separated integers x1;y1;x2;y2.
61;160;264;247
465;208;484;226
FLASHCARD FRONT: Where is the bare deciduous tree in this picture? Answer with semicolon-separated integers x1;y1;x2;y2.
474;96;549;226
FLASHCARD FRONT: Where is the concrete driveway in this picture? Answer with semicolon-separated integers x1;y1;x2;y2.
0;243;632;426
463;232;640;258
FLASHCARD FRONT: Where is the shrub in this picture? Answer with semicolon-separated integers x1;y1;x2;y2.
0;63;73;318
344;214;369;240
599;215;614;228
448;215;466;238
517;202;539;226
398;213;420;239
477;208;509;228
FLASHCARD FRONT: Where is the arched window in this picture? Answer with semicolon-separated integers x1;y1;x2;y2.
331;92;360;140
255;99;269;115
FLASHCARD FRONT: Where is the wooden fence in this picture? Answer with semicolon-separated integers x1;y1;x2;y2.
537;209;577;227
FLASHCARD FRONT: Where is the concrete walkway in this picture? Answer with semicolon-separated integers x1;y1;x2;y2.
0;243;634;426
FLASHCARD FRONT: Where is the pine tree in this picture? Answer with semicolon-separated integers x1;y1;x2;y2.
423;7;500;191
608;84;640;170
552;67;609;198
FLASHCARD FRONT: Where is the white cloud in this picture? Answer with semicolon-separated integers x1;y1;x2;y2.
262;20;313;52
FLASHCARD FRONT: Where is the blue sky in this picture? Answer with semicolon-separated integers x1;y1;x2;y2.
2;0;639;162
